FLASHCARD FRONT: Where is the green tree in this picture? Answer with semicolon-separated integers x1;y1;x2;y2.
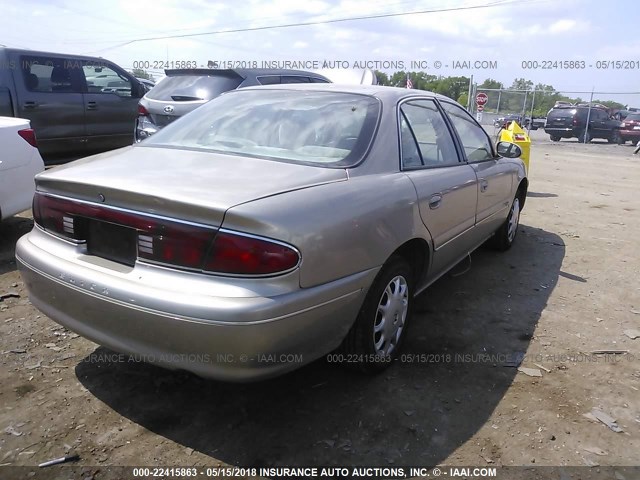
374;70;390;86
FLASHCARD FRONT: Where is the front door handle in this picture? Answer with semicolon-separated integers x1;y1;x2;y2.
429;194;442;209
86;101;97;110
23;101;37;109
480;179;489;192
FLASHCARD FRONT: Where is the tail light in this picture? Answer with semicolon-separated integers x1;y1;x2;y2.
137;104;149;116
18;128;37;148
204;231;299;275
32;193;299;275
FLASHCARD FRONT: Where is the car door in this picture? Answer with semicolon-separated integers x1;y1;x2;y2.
399;98;479;279
16;54;87;157
440;101;514;242
81;61;141;153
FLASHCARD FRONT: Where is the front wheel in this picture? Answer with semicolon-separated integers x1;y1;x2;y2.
340;255;414;372
550;135;561;142
489;193;521;251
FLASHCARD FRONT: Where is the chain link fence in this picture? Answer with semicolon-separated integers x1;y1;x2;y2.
468;86;640;143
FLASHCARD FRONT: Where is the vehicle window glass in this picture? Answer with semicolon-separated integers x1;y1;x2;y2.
548;108;575;119
146;74;242;101
257;76;280;85
626;114;640;121
281;76;311;84
142;90;380;168
441;101;494;162
400;113;422;168
309;77;330;83
21;55;82;93
82;63;132;97
400;100;459;167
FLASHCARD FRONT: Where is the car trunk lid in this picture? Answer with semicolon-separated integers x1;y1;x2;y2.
35;145;348;226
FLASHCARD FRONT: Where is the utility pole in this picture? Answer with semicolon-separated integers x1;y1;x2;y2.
467;74;474;112
584;88;595;144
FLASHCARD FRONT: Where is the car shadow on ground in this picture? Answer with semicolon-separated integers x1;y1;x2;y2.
75;224;565;467
0;216;33;275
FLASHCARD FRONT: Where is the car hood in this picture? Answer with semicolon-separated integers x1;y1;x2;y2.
35;145;348;226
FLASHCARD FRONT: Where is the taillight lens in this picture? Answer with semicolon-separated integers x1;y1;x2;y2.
204;231;299;275
18;128;37;148
138;104;149;116
33;193;299;275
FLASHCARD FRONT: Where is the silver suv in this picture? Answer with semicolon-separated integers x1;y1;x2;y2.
135;68;331;141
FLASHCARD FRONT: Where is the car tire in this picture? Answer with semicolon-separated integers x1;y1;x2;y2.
608;131;622;144
550;135;561;142
578;130;591;143
489;191;522;251
340;255;414;372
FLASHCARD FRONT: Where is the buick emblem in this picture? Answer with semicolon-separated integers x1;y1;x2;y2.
163;105;174;113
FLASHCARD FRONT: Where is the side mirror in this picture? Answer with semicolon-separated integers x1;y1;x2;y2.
496;141;522;158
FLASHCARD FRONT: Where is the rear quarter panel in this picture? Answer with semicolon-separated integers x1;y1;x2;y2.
221;173;431;288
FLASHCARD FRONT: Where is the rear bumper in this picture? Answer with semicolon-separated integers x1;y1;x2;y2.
16;229;375;381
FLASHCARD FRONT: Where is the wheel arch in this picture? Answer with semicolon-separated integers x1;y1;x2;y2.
389;237;430;287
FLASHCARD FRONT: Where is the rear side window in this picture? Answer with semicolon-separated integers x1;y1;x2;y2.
309;77;330;83
257;75;280;85
146;74;242;101
21;55;83;93
281;76;311;84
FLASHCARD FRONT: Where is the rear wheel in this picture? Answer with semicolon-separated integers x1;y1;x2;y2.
489;192;521;251
608;131;622;144
550;135;561;142
578;130;591;143
341;255;414;372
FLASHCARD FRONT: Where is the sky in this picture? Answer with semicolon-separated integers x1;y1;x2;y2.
2;0;639;105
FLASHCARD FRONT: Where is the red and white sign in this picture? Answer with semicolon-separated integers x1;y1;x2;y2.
477;104;485;112
475;92;488;106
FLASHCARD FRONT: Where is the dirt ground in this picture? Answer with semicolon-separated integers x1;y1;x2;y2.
1;130;639;478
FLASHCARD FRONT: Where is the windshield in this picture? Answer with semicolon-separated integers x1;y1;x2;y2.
141;89;381;167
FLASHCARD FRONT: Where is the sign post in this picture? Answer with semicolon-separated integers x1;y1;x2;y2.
475;92;488;123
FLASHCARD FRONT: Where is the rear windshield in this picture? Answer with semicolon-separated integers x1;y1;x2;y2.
141;89;381;168
146;74;242;101
626;113;640;121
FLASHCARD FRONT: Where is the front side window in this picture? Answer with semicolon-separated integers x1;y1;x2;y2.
142;90;380;167
400;99;459;168
441;101;494;162
21;55;82;93
82;63;133;97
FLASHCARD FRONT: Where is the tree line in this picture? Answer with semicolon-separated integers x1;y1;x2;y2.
374;71;627;117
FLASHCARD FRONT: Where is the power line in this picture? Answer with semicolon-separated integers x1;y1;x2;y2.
85;0;542;54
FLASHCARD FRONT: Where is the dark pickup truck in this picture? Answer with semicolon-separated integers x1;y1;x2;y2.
0;47;146;159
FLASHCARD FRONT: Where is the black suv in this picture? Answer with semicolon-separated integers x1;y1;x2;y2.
136;68;331;141
544;105;622;143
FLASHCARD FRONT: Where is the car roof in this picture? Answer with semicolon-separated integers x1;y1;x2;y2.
236;83;451;102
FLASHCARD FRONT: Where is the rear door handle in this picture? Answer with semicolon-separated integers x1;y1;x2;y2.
86;101;97;110
480;179;489;192
429;194;442;209
23;101;37;109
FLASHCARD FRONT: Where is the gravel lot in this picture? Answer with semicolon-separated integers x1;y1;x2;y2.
1;131;639;478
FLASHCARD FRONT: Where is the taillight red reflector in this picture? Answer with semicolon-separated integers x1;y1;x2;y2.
138;104;149;116
33;192;215;269
204;231;299;275
18;128;37;148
